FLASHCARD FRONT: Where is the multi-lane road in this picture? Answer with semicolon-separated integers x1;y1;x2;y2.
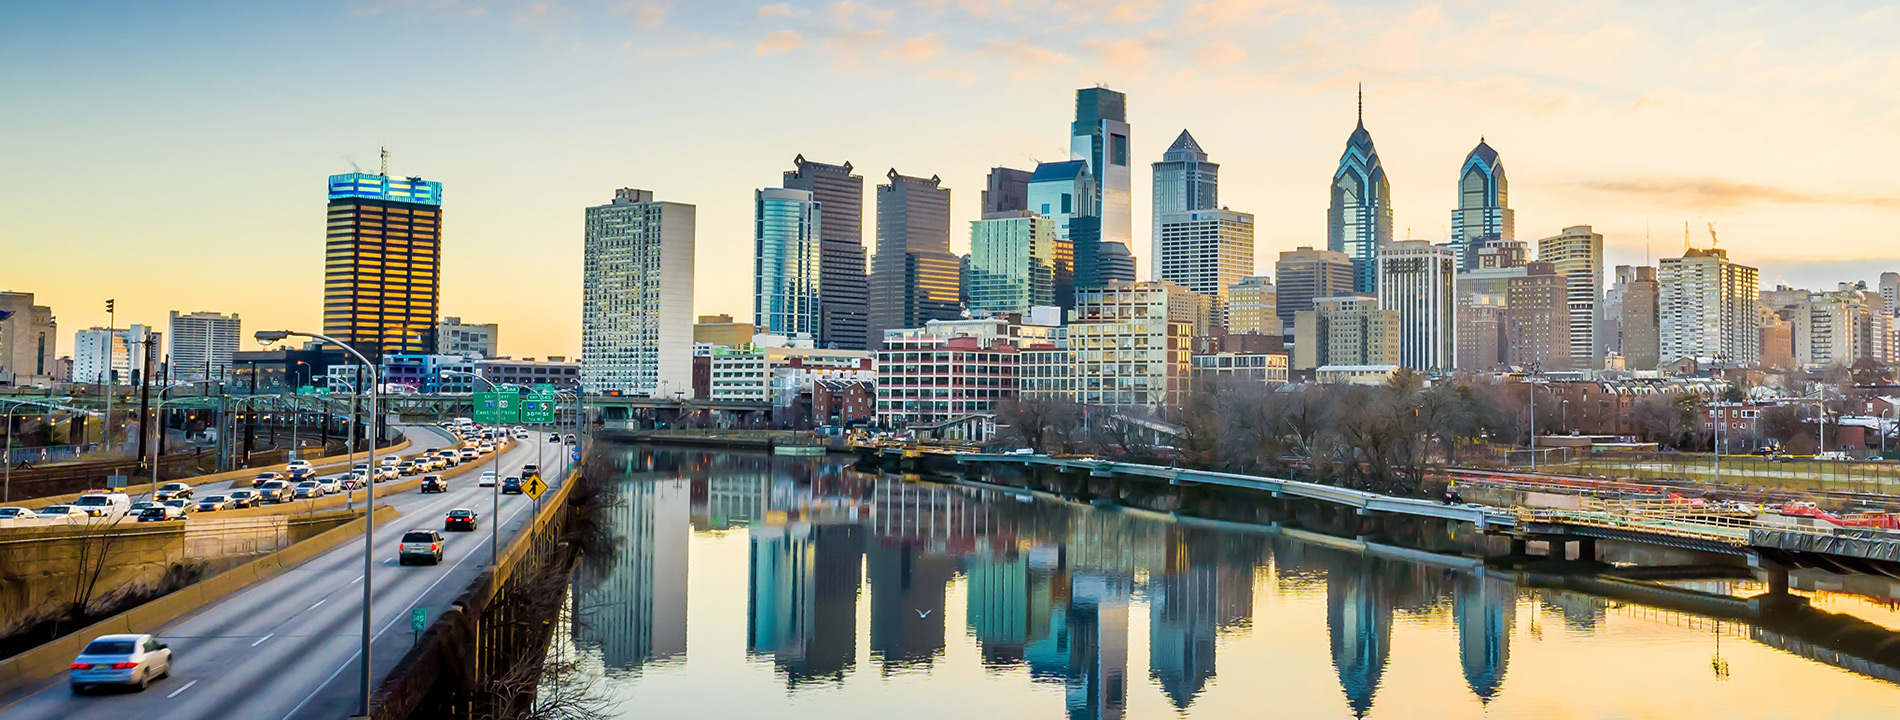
0;425;575;720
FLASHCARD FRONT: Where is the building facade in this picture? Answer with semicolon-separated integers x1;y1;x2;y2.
783;156;870;350
1275;246;1356;336
1620;266;1661;371
1376;241;1457;371
1291;295;1399;370
1537;225;1605;366
1506;262;1571;369
875;336;1017;428
981;166;1034;216
1327;91;1393;293
1450;139;1513;271
754;187;823;337
1226;276;1278;336
1454;241;1528;372
323;171;443;359
711;341;874;407
1157;208;1253;308
582;188;696;396
435;316;498;358
167;311;239;382
1068;281;1193;414
74;324;160;386
1658;247;1759;367
1072;87;1133;279
0;291;56;386
967;212;1058;315
1151;130;1219;266
693;314;755;348
868;170;960;342
477;356;581;390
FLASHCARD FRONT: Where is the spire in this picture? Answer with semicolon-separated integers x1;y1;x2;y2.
1356;83;1363;128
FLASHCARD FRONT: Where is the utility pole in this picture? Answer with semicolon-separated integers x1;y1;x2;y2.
135;336;156;480
103;299;116;453
244;359;258;464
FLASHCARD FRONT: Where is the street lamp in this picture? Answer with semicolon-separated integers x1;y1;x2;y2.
256;329;378;719
440;369;503;566
4;396;79;502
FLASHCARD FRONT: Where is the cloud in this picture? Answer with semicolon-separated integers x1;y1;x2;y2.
614;1;669;28
880;33;944;64
631;35;735;59
1572;177;1899;210
831;0;895;24
756;29;807;54
926;66;976;85
980;37;1077;68
757;2;806;17
823;28;887;68
1103;0;1161;25
1180;0;1302;32
1193;39;1246;67
1080;37;1151;69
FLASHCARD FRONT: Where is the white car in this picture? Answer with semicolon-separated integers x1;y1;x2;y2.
0;506;42;524
38;505;90;522
479;471;498;487
316;476;344;494
374;466;399;482
72;492;132;519
380;455;401;467
285;459;313;474
69;633;172;693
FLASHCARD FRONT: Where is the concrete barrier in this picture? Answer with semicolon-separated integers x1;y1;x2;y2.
0;504;400;699
14;433;419;510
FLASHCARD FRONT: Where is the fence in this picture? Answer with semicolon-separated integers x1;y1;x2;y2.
2;444;94;466
1532;450;1900;495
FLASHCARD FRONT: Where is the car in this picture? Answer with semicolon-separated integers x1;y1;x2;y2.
287;466;316;480
352;463;372;477
547;433;561;443
69;633;172;694
478;471;498;487
564;434;577;444
152;482;192;502
285;459;313;475
374;466;399;482
520;464;540;479
512;429;529;439
398;529;444;565
37;505;89;523
196;495;232;512
292;481;324;499
444;508;478;531
161;499;192;515
420;475;448;493
227;490;260;509
0;506;42;523
255;480;293;503
130;501;165;515
73;492;132;519
339;473;365;490
458;448;480;462
396;462;419;476
136;506;184;523
501;477;523;495
251;471;284;487
317;476;344;494
380;455;401;467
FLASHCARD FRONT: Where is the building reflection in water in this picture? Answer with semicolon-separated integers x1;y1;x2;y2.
1454;570;1515;704
571;475;690;676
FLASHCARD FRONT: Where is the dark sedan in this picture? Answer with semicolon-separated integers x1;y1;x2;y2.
444;508;479;531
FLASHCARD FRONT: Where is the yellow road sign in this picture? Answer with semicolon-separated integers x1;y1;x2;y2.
522;475;548;500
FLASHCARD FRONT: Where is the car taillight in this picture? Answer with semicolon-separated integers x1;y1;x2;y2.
70;663;90;670
110;662;138;669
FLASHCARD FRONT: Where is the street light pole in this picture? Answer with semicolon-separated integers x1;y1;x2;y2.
257;330;377;719
442;369;502;565
4;397;77;503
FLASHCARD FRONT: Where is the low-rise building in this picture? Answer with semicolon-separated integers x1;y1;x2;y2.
477;356;581;390
1315;365;1399;385
710;337;873;408
875;335;1018;428
1191;352;1288;386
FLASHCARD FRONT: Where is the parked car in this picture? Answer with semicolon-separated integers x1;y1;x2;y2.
479;471;498;487
153;483;193;502
293;481;324;499
196;495;232;512
398;530;445;565
251;471;284;487
72;492;132;519
255;480;293;503
37;505;89;523
420;475;448;493
444;508;478;531
227;490;260;509
69;633;172;694
136;506;185;523
501;477;523;495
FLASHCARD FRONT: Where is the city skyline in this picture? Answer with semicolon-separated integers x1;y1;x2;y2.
6;2;1899;358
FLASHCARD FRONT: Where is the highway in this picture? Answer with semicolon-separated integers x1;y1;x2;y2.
114;425;464;508
0;425;577;720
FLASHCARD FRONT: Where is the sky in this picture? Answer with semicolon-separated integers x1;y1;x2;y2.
4;0;1898;359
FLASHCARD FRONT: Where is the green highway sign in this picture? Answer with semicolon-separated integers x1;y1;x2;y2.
522;392;557;423
410;607;427;632
472;392;519;423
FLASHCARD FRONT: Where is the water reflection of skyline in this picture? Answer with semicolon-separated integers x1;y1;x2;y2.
570;448;1900;719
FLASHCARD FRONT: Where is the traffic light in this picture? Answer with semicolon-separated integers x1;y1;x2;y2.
105;299;115;314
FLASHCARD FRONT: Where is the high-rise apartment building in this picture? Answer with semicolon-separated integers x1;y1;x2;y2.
435;316;499;358
1226;276;1278;335
74;324;160;386
869;171;960;342
783;156;869;349
1071;87;1134;279
967;211;1058;315
754;187;823;338
0;291;56;386
1619;266;1660;371
1327;90;1393;293
1376;241;1457;371
323;171;443;359
1291;295;1400;371
1275;246;1356;336
981;166;1034;215
1658;247;1758;367
1537;225;1605;366
1454;239;1528;372
1070;281;1192;414
1157;208;1253;307
167;311;239;382
1882;272;1900;314
1794;290;1870;369
1506;262;1570;369
582;188;695;396
1152;130;1219;267
1450;139;1513;271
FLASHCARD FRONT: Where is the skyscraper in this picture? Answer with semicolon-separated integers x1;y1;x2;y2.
582;188;696;396
868;170;960;343
968;212;1059;315
323;171;443;359
1450;139;1514;271
1506;262;1571;369
1072;87;1135;277
1881;271;1899;314
1537;225;1605;366
783;156;869;349
74;324;159;386
1658;247;1758;367
1454;239;1528;372
1376;241;1457;371
981;166;1034;216
1327;89;1393;294
1152;130;1219;266
1157;209;1253;303
1275;246;1356;335
753;188;823;338
1028;160;1113;293
167;311;239;382
1620;266;1660;370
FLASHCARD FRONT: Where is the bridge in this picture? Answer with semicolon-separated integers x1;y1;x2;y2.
378;393;771;427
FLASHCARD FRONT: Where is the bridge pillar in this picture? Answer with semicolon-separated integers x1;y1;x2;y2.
1510;538;1528;557
1747;554;1791;596
1574;537;1596;562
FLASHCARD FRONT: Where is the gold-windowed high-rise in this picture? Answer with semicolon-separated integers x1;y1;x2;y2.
323;172;443;359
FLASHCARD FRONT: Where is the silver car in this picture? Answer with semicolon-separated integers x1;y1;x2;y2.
69;633;172;693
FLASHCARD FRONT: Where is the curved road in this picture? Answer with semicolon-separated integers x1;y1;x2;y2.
0;425;577;720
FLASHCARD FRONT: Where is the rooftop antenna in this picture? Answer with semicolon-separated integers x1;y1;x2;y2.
1684;221;1690;251
1357;83;1364;126
379;147;389;177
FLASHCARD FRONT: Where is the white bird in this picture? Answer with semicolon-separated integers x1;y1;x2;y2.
916;609;932;619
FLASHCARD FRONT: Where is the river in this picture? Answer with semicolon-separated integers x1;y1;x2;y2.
552;446;1900;719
